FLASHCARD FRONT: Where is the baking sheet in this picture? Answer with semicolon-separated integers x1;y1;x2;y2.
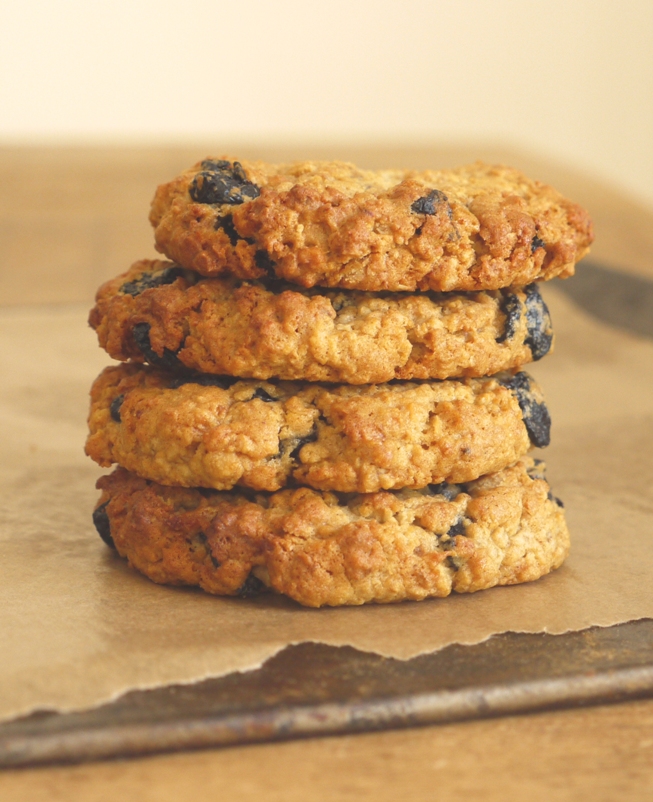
2;281;653;722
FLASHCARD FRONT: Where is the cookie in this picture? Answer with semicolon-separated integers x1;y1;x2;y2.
149;158;593;292
93;458;569;607
89;259;553;384
85;364;548;494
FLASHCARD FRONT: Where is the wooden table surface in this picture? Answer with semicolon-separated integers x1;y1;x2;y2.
2;143;653;800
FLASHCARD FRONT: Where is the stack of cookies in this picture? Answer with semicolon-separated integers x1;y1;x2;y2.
86;158;593;607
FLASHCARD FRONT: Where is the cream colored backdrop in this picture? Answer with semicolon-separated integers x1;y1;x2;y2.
1;0;652;208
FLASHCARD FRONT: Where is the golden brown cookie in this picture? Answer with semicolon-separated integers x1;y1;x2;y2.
85;364;550;494
149;158;593;292
89;259;554;384
93;458;569;607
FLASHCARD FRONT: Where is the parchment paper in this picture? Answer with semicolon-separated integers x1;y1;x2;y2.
1;286;653;723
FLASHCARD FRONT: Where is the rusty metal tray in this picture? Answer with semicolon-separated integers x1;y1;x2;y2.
2;620;653;768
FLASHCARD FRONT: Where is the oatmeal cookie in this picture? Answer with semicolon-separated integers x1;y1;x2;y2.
89;259;553;383
93;458;569;607
86;364;548;494
149;157;593;292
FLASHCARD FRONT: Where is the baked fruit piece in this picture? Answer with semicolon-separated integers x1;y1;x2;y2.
86;364;550;493
149;158;593;292
89;259;554;384
93;458;569;608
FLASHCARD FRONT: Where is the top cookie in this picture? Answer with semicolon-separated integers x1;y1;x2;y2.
150;158;593;292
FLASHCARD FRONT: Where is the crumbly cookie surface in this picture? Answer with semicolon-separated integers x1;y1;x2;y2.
149;158;593;292
89;259;553;384
93;458;569;607
85;364;549;493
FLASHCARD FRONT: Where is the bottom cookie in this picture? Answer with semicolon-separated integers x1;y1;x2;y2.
94;458;569;608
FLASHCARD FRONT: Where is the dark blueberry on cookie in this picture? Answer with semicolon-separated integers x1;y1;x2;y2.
201;159;231;171
92;502;116;549
411;189;449;216
496;291;523;343
120;266;184;297
447;518;467;537
195;532;220;568
526;458;547;481
439;517;467;554
252;387;278;403
132;322;185;372
232;162;249;183
189;160;260;205
531;235;546;253
214;213;256;245
237;573;266;597
547;491;564;507
289;427;320;460
427;482;461;501
523;284;553;360
330;295;348;313
109;394;124;423
501;372;551;448
214;213;240;244
254;249;277;276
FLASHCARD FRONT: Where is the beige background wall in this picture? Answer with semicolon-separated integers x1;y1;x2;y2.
1;0;652;209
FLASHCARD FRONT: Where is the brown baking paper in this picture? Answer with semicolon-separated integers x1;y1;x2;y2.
1;287;653;723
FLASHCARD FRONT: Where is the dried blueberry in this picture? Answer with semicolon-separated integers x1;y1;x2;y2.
254;249;277;277
447;518;467;537
547;491;564;507
189;160;260;205
232;162;248;182
439;516;467;553
289;426;320;460
426;482;461;501
92;502;116;549
201;159;231;171
120;266;184;297
132;322;185;372
214;213;256;246
214;213;240;244
447;555;463;571
196;532;220;568
523;284;553;361
531;235;546;253
252;387;277;403
496;292;523;343
501;372;551;448
526;459;546;481
110;394;124;423
237;573;266;597
330;295;348;313
411;189;449;216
